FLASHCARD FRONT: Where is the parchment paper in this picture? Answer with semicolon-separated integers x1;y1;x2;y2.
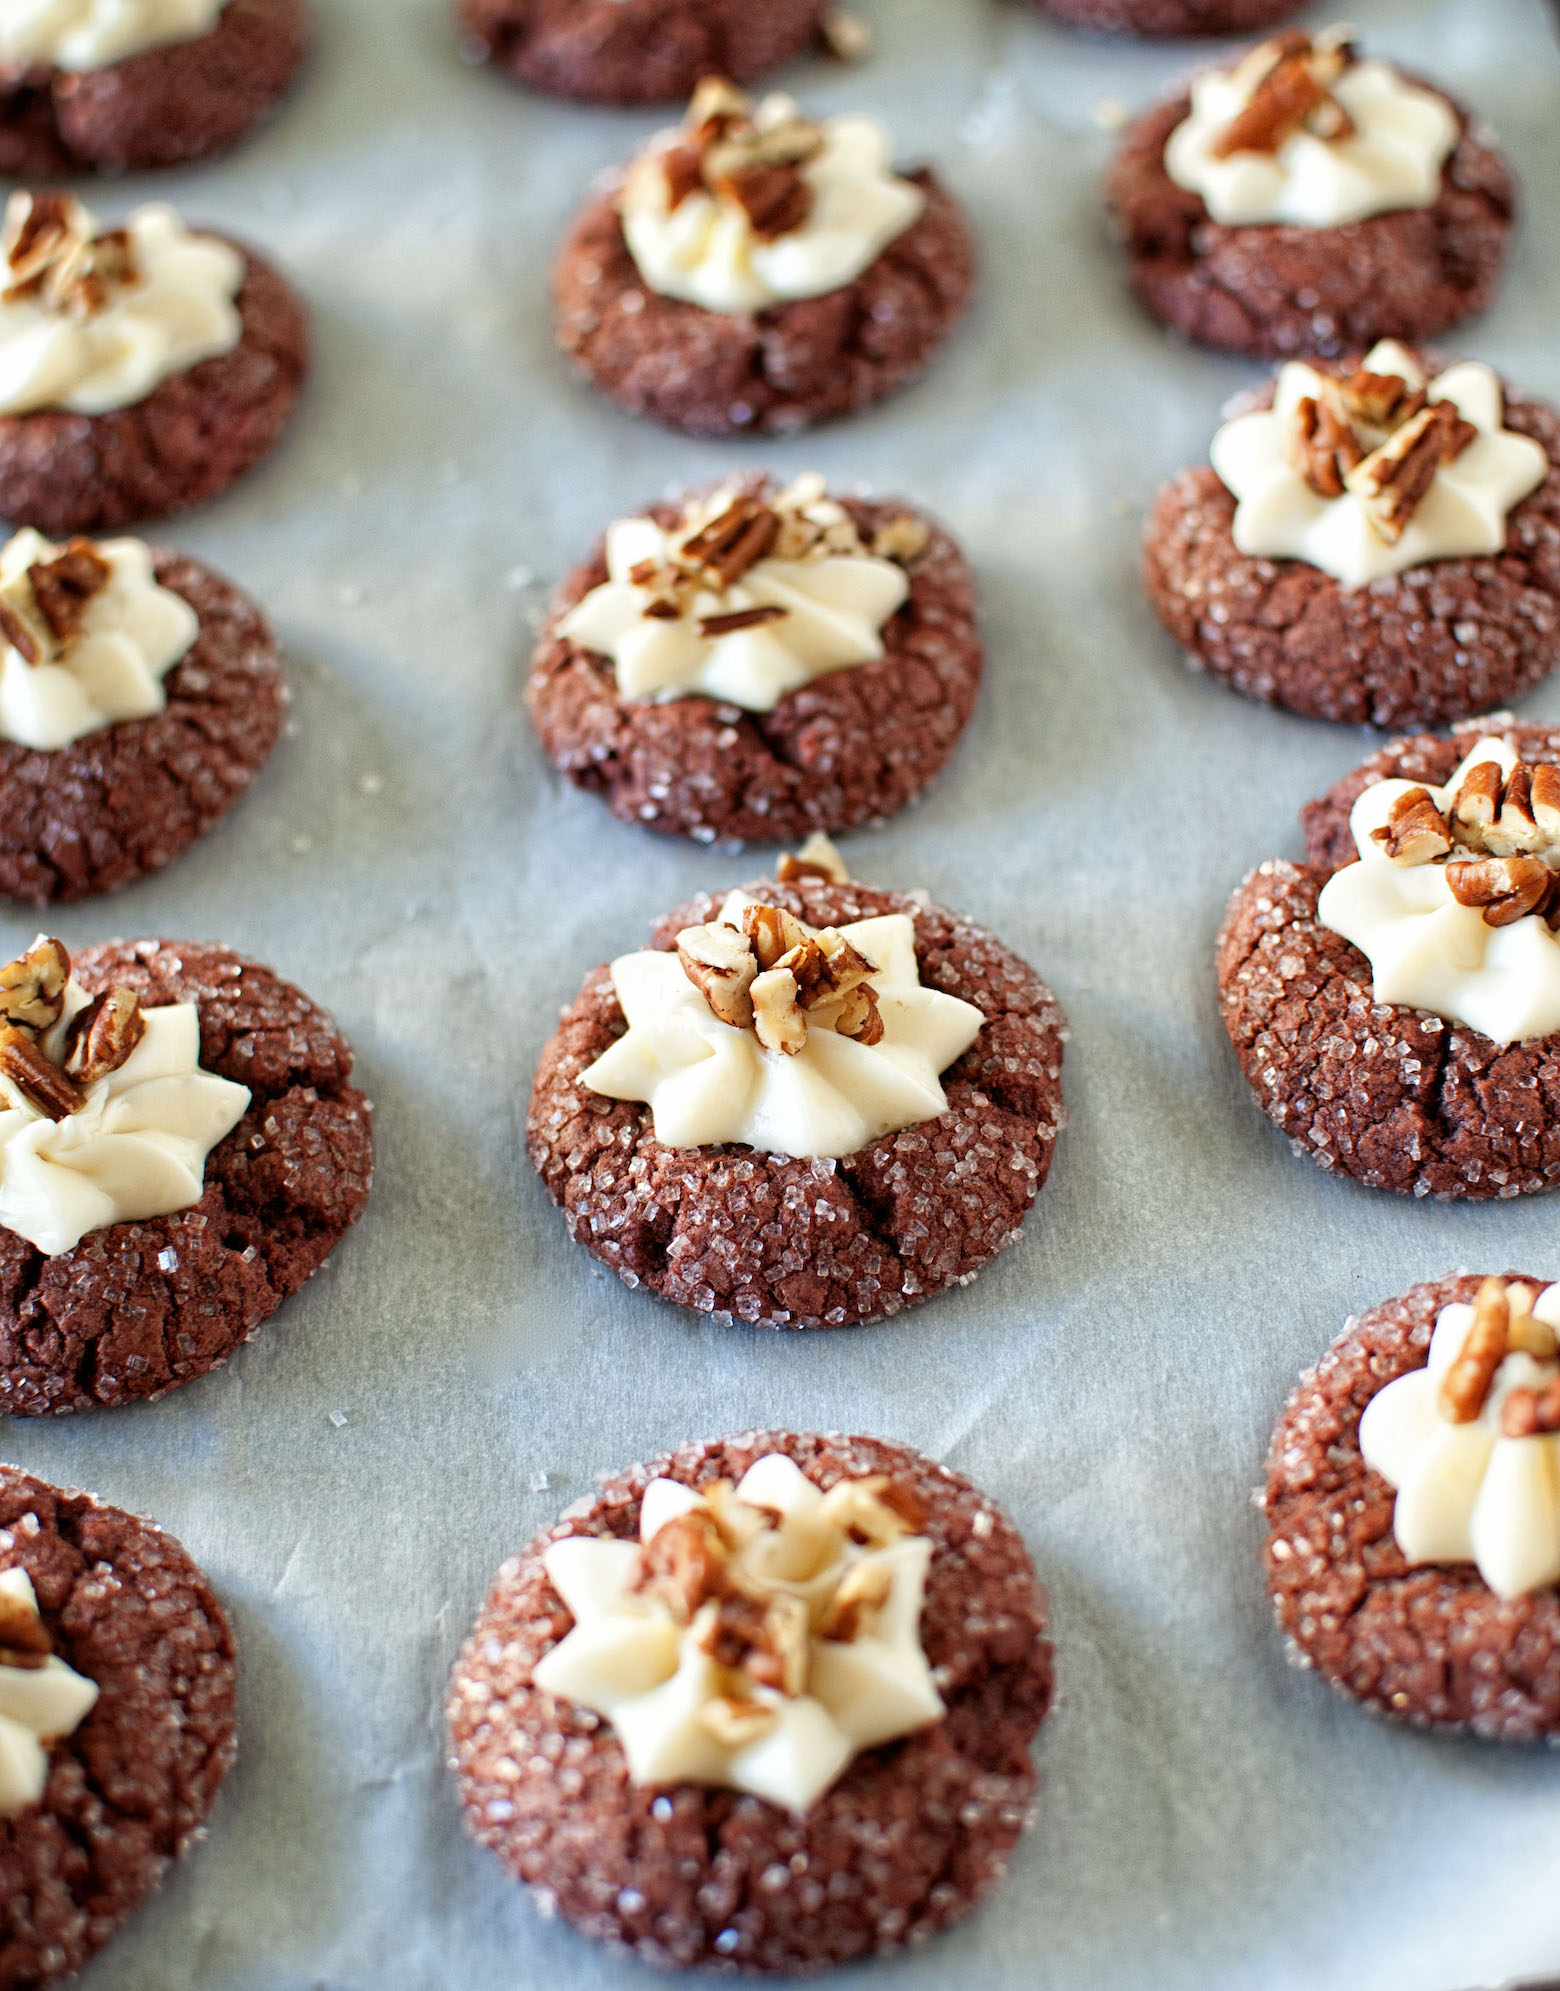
6;0;1560;1985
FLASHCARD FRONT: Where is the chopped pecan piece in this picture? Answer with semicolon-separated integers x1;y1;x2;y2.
61;986;145;1085
1440;1278;1512;1424
1444;855;1554;928
817;1473;926;1546
751;966;807;1055
27;540;110;644
697;604;789;638
1209;32;1356;160
739;901;808;971
629;1511;731;1623
818;8;872;61
1369;787;1452;865
773;935;828;1006
679;495;781;590
831;982;884;1045
686;76;751;133
1337;369;1427;443
698;1694;780;1748
677;921;758;1029
1499;1379;1560;1439
1291;390;1363;499
699;1591;809;1697
661;140;708;210
812;928;875;1001
816;1558;893;1642
702;1478;777;1552
717;162;813;241
1450;759;1504;839
0;1588;51;1672
1506;1304;1559;1362
0;936;70;1033
870;513;931;565
776;831;850;886
0;589;47;667
1;192;137;319
1344;400;1478;545
0;1026;83;1121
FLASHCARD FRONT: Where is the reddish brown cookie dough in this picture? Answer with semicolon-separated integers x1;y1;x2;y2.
529;491;982;844
0;1466;237;1987
1218;719;1560;1199
458;0;824;107
553;170;975;438
0;940;373;1415
528;877;1066;1327
1030;0;1301;35
0;551;286;906
0;242;308;538
0;0;309;178
1263;1274;1560;1740
1105;87;1514;360
1144;364;1560;729
448;1428;1054;1972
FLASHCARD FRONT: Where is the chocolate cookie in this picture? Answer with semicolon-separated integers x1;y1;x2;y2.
0;0;310;178
553;169;974;438
1105;87;1514;360
1218;718;1560;1199
529;491;982;844
528;875;1066;1327
1145;364;1560;729
448;1428;1054;1972
0;551;286;905
0;1465;237;1987
0;242;308;538
0;940;373;1415
1263;1273;1560;1740
457;0;825;107
1030;0;1301;35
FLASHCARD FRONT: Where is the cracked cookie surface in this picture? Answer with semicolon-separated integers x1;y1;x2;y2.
448;1428;1053;1973
0;940;373;1415
0;0;309;177
1145;370;1560;729
1106;90;1514;360
552;170;974;438
1218;720;1560;1199
456;0;824;106
1263;1273;1560;1740
0;245;309;537
528;878;1066;1328
0;552;286;905
527;492;983;844
0;1465;237;1988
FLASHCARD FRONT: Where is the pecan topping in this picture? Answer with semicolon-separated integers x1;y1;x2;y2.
1445;757;1560;862
777;830;850;886
0;1027;83;1122
27;540;110;645
720;163;813;241
680;493;781;590
1291;391;1363;499
1369;787;1452;866
61;986;145;1085
628;1511;731;1623
739;901;807;972
677;921;757;1029
0;1587;51;1673
1209;31;1357;161
1445;855;1556;928
817;1473;926;1546
0;936;70;1033
869;512;930;565
1336;368;1428;445
1440;1278;1514;1424
1343;400;1479;545
816;1558;893;1643
697;604;789;638
751;965;807;1055
1506;1303;1559;1362
698;1694;779;1748
658;81;821;243
698;1591;809;1697
1;192;138;321
1499;1379;1560;1440
831;982;884;1045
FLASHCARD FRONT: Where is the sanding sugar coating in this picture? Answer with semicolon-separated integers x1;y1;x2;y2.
1263;1274;1560;1740
1028;0;1301;33
0;1464;238;1988
0;938;373;1414
1104;85;1514;361
1217;719;1560;1201
447;1428;1054;1973
528;489;984;844
1145;361;1560;730
528;877;1067;1328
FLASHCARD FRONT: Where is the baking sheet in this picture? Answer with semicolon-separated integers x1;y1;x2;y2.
5;0;1560;1985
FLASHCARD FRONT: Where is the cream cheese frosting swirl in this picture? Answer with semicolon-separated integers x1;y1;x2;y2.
0;1567;99;1819
620;82;926;315
0;529;198;751
581;890;984;1160
0;0;224;71
558;477;915;713
533;1453;944;1813
1211;342;1548;589
1360;1279;1560;1600
1165;30;1459;230
1317;735;1560;1046
0;193;243;418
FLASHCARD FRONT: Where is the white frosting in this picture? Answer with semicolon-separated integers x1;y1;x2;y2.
580;891;985;1159
0;975;250;1256
558;482;910;713
1211;343;1548;589
533;1454;943;1813
0;201;243;418
1165;47;1459;228
0;529;198;751
1359;1285;1560;1599
620;95;926;315
1317;735;1560;1046
0;0;222;71
0;1567;98;1820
